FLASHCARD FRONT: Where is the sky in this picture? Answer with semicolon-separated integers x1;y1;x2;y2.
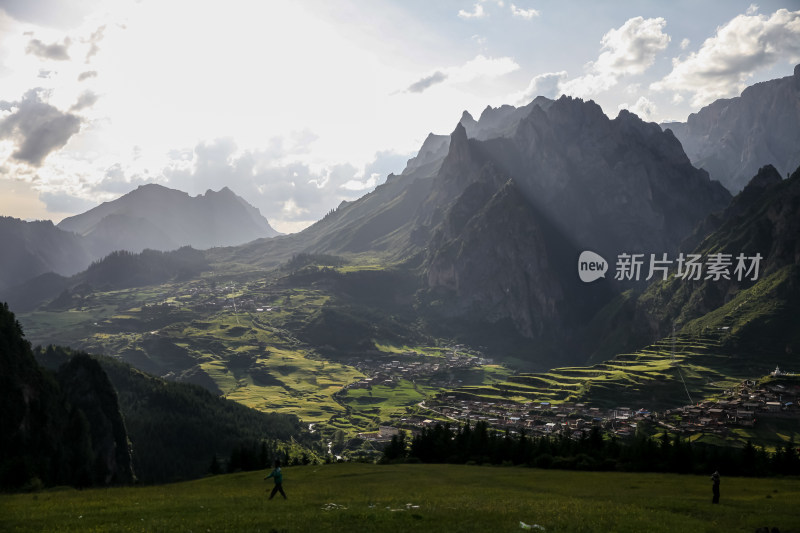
0;1;799;233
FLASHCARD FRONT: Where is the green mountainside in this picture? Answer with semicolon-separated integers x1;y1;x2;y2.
0;303;134;490
36;346;308;484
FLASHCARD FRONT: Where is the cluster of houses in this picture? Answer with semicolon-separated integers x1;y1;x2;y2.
358;372;799;443
344;348;493;391
356;399;654;442
664;371;799;433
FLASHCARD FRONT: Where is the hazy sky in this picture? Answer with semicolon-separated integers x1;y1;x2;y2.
1;1;798;232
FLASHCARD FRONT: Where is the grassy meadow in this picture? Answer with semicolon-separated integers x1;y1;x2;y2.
2;464;798;533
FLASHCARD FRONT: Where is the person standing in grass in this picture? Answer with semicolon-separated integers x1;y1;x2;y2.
265;460;287;500
710;470;720;504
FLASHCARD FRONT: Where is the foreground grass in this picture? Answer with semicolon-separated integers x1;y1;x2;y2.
2;464;798;532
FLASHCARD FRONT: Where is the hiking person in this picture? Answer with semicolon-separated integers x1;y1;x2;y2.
264;459;287;500
710;470;720;504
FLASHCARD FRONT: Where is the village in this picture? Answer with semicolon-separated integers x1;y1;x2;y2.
342;346;494;390
358;366;800;444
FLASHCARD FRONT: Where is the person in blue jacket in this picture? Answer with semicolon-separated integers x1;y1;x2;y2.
264;459;287;500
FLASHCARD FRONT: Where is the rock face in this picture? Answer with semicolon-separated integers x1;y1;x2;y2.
422;96;731;356
58;184;279;257
663;64;800;193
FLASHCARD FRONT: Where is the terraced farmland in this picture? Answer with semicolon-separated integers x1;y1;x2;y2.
448;333;761;409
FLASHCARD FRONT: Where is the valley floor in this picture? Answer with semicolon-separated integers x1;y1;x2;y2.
2;464;798;532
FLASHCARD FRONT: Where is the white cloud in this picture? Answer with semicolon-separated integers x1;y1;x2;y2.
458;4;486;19
556;17;670;99
651;8;800;106
618;96;658;121
594;16;670;76
340;173;380;191
680;38;690;50
747;4;759;15
560;72;618;98
624;83;641;95
515;71;567;102
510;4;540;20
453;54;519;81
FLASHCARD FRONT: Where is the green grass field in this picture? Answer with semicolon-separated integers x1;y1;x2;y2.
2;464;798;532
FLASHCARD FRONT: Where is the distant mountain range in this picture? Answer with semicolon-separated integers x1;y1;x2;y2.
0;184;277;289
663;63;800;193
58;184;279;257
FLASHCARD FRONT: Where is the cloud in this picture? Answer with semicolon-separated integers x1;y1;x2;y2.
159;138;411;233
510;4;540;20
25;37;71;60
404;54;518;95
747;4;759;15
594;16;670;76
0;0;99;28
558;17;670;99
0;88;82;166
78;70;98;81
559;72;618;98
83;25;105;63
39;190;96;213
70;90;98;112
458;4;486;19
341;173;380;191
680;38;690;50
452;54;519;82
651;8;800;106
618;96;658;121
516;71;567;102
406;71;448;93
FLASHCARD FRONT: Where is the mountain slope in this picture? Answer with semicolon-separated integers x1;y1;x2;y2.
0;217;91;289
0;303;134;489
590;164;800;362
417;97;730;362
58;184;279;257
35;345;307;484
664;63;800;193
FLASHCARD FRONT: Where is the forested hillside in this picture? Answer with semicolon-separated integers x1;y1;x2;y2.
36;345;310;484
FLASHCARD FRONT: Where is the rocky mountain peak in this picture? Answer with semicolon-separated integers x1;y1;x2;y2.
745;164;783;192
663;64;800;193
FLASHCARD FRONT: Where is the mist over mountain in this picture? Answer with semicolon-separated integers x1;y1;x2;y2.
58;184;279;258
0;217;91;289
663;63;800;193
0;184;277;292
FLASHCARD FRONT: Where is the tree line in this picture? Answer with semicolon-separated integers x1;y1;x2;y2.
382;421;800;477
